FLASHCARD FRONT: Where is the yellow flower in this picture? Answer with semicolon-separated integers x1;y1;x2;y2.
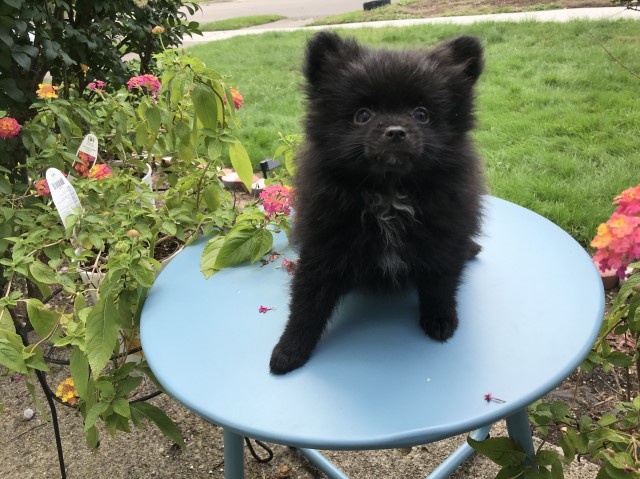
36;83;59;99
151;25;165;34
80;64;89;73
55;377;78;405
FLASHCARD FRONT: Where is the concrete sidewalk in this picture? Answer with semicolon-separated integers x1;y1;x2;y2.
181;6;638;46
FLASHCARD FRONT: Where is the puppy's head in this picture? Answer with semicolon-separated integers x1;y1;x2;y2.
302;32;483;180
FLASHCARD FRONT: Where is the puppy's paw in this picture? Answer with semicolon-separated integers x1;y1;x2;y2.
420;310;458;342
269;343;311;375
467;241;482;260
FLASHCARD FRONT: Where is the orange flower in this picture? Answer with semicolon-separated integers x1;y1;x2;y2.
151;25;165;34
88;164;112;179
230;89;243;110
36;83;59;99
55;377;78;406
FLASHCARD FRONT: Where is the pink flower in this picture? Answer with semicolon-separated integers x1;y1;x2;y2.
259;185;292;221
34;179;50;196
591;185;640;279
484;392;506;403
127;74;161;94
0;117;21;139
281;257;297;275
223;88;244;110
88;80;106;91
88;164;112;179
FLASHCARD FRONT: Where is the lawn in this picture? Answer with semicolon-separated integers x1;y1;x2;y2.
199;14;287;31
186;20;640;246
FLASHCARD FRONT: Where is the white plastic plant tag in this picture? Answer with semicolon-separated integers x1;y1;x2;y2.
46;168;82;226
76;133;98;166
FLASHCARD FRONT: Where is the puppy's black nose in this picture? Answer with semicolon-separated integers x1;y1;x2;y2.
384;126;406;143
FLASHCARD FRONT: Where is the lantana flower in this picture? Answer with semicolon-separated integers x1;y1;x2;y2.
74;151;93;176
88;164;112;179
34;179;50;196
230;88;243;110
88;80;106;91
55;377;78;406
36;83;59;99
151;25;165;34
0;116;21;139
127;74;161;95
259;185;292;221
591;183;640;279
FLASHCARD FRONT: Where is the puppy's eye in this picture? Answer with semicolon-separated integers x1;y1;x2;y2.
412;107;429;123
354;108;372;125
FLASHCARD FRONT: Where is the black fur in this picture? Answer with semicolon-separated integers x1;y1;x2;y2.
270;32;486;374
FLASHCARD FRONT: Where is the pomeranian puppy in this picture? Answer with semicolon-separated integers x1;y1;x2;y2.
270;32;486;374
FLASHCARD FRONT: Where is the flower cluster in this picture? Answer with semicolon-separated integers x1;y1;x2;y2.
88;80;106;91
592;184;640;278
127;74;161;94
34;178;50;197
55;377;78;406
0;116;20;139
230;88;243;110
36;83;59;99
88;163;112;179
74;151;94;176
259;185;292;221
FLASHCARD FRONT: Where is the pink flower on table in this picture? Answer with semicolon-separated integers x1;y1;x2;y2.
127;74;161;94
259;185;292;221
88;164;112;179
0;117;21;139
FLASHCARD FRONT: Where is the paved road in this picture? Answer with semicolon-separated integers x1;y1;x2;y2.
186;0;368;25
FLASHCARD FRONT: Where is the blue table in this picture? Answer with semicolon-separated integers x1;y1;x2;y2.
140;196;604;478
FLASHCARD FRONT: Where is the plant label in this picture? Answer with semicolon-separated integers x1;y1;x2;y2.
46;168;82;226
76;133;99;166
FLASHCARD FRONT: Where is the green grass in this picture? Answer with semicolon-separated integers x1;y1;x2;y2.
199;15;287;32
187;20;640;246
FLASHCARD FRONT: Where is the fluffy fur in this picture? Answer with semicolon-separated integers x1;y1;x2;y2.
270;32;486;374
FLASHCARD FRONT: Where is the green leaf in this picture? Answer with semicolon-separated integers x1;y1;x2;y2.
28;260;57;284
85;295;121;374
191;83;219;130
495;466;526;479
467;436;529;467
0;308;16;333
203;185;220;212
130;402;185;448
84;401;110;431
145;106;162;135
112;397;131;418
200;235;225;279
214;228;273;270
0;337;27;373
25;299;58;339
70;348;89;399
129;264;155;288
228;142;253;191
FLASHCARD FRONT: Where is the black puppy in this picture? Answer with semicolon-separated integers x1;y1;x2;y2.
270;32;486;374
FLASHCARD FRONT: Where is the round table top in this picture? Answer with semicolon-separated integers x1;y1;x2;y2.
140;196;604;450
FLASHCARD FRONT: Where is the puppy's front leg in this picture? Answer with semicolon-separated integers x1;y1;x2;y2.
416;268;464;342
270;261;346;375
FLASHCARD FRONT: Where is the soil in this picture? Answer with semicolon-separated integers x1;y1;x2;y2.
1;2;634;478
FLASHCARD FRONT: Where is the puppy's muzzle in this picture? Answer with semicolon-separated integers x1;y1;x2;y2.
384;126;406;143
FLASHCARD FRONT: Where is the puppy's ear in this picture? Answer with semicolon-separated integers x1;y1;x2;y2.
431;35;484;85
304;32;362;86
